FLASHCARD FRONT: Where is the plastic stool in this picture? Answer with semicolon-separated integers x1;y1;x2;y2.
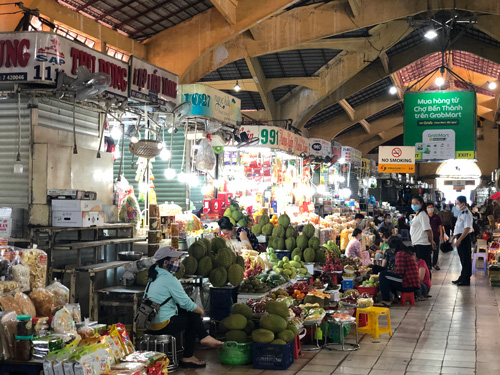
401;229;410;241
356;307;392;339
400;292;415;307
472;252;488;275
138;334;179;371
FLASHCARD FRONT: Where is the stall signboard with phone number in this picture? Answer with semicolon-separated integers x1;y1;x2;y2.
239;125;309;156
0;31;130;98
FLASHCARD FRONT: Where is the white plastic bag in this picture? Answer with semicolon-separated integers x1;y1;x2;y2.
196;138;216;171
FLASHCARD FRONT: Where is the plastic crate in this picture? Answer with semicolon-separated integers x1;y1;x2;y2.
253;340;294;370
355;285;379;296
218;341;252;365
342;279;354;290
275;250;291;260
210;285;239;321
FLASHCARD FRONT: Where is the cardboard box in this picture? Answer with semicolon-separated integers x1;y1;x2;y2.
0;207;24;238
0;217;12;237
51;200;102;212
52;211;105;227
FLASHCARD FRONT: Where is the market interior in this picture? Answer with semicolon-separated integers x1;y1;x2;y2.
0;1;499;375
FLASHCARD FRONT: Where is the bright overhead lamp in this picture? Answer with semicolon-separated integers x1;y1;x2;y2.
424;28;438;40
233;81;241;92
389;86;398;95
488;81;497;90
435;76;445;87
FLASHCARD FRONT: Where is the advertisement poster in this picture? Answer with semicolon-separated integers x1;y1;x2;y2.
178;83;241;125
404;90;476;161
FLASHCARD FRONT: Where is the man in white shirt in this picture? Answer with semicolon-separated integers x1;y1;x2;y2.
452;196;473;286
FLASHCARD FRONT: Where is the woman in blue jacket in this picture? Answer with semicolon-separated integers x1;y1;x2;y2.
145;246;222;368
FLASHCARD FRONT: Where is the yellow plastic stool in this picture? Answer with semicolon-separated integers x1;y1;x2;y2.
356;307;392;339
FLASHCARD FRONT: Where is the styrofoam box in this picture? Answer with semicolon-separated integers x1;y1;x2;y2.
0;217;12;237
51;200;102;212
52;211;105;227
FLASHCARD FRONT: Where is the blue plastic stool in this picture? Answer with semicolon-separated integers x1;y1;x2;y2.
472;253;488;275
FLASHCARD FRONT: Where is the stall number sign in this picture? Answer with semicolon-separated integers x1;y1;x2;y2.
404;90;476;161
294;134;309;156
378;146;415;173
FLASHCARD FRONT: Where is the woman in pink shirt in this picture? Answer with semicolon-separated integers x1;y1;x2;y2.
414;252;431;300
346;228;363;258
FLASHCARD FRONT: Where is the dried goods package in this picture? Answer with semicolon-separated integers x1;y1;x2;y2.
14;292;36;317
11;254;30;292
21;249;48;289
47;279;69;307
29;288;53;317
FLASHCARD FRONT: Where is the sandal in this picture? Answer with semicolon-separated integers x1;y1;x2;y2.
180;361;206;369
433;265;441;270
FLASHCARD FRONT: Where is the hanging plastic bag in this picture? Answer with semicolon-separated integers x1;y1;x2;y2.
118;189;141;224
46;279;70;307
205;118;222;134
11;252;30;292
114;176;131;209
196;138;216;171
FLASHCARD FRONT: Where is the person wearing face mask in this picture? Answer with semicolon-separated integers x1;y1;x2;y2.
439;204;454;237
410;196;436;272
452;196;474;286
346;228;363;259
470;203;481;243
378;214;395;233
426;202;444;271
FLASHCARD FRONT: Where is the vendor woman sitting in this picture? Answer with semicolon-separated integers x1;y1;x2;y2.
145;246;223;368
218;216;260;251
345;228;371;266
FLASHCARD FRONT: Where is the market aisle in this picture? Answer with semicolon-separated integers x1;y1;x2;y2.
183;250;499;375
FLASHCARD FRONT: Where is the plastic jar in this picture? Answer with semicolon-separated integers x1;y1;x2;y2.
16;315;33;337
14;336;33;361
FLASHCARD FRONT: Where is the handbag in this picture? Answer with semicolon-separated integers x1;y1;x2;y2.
134;281;172;330
440;241;453;253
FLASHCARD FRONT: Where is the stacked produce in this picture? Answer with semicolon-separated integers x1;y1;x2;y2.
219;301;300;345
256;274;287;289
266;214;293;251
182;237;245;287
271;256;310;280
223;198;252;227
291;224;326;264
239;276;270;293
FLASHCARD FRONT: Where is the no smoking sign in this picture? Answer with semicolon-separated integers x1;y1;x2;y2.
392;148;402;158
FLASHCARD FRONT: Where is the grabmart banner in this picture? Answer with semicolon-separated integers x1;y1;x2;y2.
403;90;476;161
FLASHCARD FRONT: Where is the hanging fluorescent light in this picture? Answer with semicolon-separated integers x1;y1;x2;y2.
233;81;241;92
389;86;398;95
435;76;444;87
164;168;176;180
424;28;438;40
488;81;497;90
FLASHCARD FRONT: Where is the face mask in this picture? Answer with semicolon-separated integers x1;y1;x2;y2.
456;204;462;210
411;205;420;212
427;208;434;214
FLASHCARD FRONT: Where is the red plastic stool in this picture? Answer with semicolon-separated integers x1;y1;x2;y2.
400;292;415;307
353;308;368;327
293;334;301;359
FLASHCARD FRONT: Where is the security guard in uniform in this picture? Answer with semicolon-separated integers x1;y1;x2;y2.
452;196;473;286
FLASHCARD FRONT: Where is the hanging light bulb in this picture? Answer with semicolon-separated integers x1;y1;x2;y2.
164;168;176;180
488;81;497;90
201;184;212;195
189;174;200;187
233;81;241;92
178;171;188;183
160;148;171;160
424;28;438;40
389;86;398;95
157;142;164;149
435;75;444;87
130;136;138;143
13;153;23;174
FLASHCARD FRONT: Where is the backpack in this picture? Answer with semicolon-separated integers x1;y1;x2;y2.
134;282;172;330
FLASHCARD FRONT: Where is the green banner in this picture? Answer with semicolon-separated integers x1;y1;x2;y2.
404;90;476;161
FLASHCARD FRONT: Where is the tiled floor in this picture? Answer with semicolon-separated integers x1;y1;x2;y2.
178;250;500;375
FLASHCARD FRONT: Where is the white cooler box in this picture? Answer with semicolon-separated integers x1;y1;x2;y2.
52;211;104;227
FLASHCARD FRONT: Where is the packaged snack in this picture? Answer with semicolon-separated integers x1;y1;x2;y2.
51;307;76;334
77;318;94;339
14;292;36;317
21;248;48;289
110;362;146;375
0;311;17;359
119;193;141;224
47;279;70;307
66;303;82;323
0;252;13;281
122;351;167;367
29;288;54;317
0;294;22;314
114;323;134;355
103;334;126;363
11;253;30;292
0;280;19;294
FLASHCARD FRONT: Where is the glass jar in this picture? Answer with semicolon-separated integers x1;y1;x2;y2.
16;315;33;337
14;336;32;361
